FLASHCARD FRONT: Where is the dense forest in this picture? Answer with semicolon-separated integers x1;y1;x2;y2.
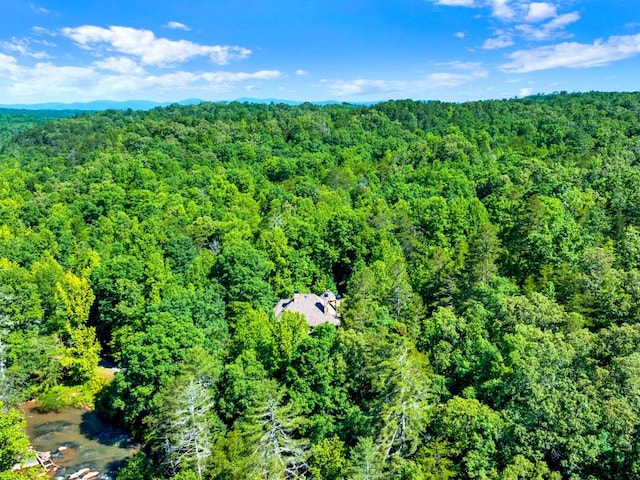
0;109;82;149
3;92;640;479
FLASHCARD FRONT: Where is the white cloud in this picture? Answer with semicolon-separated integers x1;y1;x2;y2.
296;69;309;76
492;0;515;20
517;11;580;40
482;33;514;49
29;3;51;14
426;72;478;86
525;2;557;22
321;78;406;97
546;11;580;31
60;25;250;66
474;3;580;48
4;63;101;100
1;37;49;59
431;0;580;43
94;56;146;74
455;31;465;38
434;0;476;5
426;65;488;86
501;33;640;73
166;21;190;31
518;87;533;96
34;39;56;47
198;70;281;82
430;0;516;19
0;24;282;103
29;68;275;100
437;60;484;70
31;26;55;36
0;51;281;103
0;54;21;77
322;64;487;96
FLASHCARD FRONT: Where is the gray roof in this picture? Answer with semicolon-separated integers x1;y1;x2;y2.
274;291;341;327
322;290;337;301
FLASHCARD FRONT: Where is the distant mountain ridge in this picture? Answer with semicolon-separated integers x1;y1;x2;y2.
0;98;359;111
0;99;202;111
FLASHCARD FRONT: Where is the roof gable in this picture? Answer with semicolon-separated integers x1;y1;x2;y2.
274;291;340;327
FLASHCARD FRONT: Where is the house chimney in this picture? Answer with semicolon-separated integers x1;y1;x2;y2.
323;292;330;314
293;290;301;303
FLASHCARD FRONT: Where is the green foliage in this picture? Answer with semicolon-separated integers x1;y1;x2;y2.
0;109;78;148
60;324;101;384
286;322;349;435
345;437;383;480
214;241;274;309
239;385;310;480
309;435;346;479
151;376;221;478
423;306;502;395
0;258;44;330
370;341;436;463
269;310;309;375
0;403;30;472
3;330;63;400
0;469;42;480
415;438;457;480
4;94;640;479
107;312;204;432
117;452;160;480
498;455;559;480
434;397;502;478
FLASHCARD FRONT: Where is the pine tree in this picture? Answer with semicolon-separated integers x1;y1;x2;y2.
346;437;383;480
160;377;215;478
371;342;436;463
246;389;309;479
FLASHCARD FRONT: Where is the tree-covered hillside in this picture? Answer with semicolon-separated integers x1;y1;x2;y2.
0;109;82;149
3;92;640;479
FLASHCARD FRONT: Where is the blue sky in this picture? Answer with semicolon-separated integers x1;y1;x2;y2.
0;0;639;104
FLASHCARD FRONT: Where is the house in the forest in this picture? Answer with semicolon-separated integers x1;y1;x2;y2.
274;290;341;327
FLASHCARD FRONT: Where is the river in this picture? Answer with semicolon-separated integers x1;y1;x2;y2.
22;401;139;480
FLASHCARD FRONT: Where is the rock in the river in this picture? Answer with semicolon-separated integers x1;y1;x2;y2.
68;467;90;479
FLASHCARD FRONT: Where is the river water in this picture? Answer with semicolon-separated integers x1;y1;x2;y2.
22;402;139;480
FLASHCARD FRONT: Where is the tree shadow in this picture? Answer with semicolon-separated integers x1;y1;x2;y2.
103;457;130;477
79;411;138;449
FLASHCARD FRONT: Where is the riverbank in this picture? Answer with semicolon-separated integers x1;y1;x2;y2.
21;401;139;480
